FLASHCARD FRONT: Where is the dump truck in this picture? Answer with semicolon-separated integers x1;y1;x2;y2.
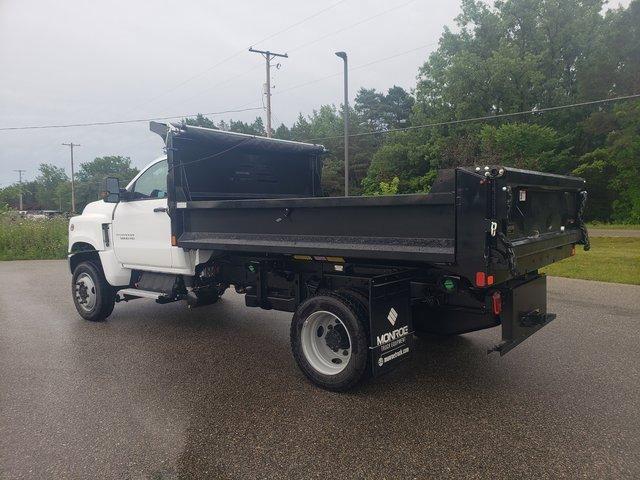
68;122;590;390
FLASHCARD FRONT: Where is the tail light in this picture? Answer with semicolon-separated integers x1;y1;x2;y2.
491;291;502;316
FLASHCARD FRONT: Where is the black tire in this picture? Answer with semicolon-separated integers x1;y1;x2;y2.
337;288;369;311
71;261;116;322
290;293;370;391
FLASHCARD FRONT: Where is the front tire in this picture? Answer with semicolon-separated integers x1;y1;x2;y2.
72;261;116;322
290;293;369;391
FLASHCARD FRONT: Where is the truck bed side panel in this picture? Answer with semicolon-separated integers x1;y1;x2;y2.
177;193;456;263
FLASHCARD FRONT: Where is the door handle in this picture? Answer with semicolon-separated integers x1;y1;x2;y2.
153;207;168;213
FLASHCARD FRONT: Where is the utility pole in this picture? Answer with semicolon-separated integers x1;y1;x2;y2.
62;142;80;213
335;51;349;196
249;47;288;137
13;169;26;210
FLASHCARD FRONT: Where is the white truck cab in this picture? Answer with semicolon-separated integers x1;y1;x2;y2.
69;157;200;291
68;154;216;331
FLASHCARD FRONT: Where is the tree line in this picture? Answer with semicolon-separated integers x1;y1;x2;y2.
0;157;139;213
2;0;638;222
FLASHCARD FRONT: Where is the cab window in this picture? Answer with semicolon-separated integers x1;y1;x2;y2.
132;160;168;199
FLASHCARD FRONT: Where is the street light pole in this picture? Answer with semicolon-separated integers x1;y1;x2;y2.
62;142;80;213
335;51;349;196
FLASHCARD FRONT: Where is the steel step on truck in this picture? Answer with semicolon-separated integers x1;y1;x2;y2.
68;122;590;391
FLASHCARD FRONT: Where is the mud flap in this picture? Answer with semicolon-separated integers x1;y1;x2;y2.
490;275;556;356
368;272;413;376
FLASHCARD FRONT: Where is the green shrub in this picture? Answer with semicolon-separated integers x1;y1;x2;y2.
0;213;68;261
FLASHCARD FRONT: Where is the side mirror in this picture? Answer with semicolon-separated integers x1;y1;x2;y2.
104;177;121;203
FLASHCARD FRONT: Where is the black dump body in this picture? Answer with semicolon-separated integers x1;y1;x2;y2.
152;122;589;285
150;122;591;367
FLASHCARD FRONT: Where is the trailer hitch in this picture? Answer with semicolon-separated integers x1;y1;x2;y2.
520;310;556;327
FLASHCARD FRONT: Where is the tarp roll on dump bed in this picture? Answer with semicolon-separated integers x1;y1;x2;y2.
151;121;326;200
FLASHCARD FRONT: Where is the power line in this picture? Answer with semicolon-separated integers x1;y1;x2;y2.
303;93;640;142
178;65;263;106
200;42;437;113
252;0;349;47
0;106;263;132
289;0;418;54
176;0;419;107
0;43;435;132
128;0;348;112
4;54;634;137
273;43;436;98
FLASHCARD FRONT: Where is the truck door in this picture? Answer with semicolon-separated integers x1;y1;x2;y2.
113;159;172;269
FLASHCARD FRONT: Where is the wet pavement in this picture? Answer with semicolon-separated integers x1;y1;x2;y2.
1;260;639;479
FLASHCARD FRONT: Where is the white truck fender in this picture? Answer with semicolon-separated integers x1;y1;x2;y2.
69;201;131;287
69;213;109;251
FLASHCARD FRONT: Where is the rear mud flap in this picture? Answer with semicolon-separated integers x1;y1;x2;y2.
368;272;414;376
489;275;555;356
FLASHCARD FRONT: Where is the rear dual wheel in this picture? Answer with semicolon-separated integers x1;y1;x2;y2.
290;293;369;391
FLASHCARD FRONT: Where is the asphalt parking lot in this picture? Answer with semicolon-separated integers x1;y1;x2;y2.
1;260;639;479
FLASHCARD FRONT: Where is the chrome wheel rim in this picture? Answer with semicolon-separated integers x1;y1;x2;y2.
301;310;352;375
75;273;97;312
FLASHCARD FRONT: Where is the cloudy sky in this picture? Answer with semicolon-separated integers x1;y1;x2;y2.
0;0;630;187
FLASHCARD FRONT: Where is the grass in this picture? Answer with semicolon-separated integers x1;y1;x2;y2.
542;237;640;285
586;222;640;230
0;214;68;261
